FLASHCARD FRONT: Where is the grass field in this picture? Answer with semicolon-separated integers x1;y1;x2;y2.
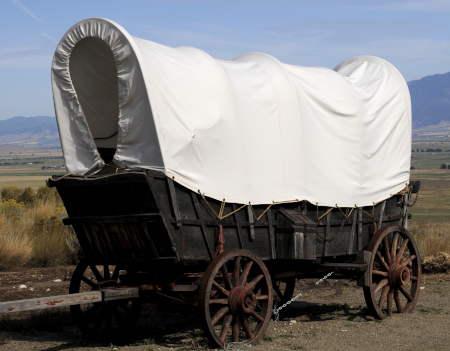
409;170;450;223
0;146;65;189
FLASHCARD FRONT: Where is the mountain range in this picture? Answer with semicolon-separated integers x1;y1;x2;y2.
0;116;60;147
1;71;450;146
408;72;450;129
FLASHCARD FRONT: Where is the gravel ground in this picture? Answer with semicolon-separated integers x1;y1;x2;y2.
0;267;449;351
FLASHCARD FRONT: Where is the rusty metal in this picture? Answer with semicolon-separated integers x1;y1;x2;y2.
214;225;225;257
198;249;273;348
155;292;198;307
363;225;422;319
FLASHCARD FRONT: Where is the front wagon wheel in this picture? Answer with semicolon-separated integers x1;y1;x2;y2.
363;225;422;319
198;249;273;348
69;262;142;341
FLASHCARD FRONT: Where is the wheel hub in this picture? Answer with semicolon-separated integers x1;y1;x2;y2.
229;286;257;314
389;264;410;286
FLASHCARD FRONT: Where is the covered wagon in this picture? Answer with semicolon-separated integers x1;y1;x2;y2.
4;18;423;347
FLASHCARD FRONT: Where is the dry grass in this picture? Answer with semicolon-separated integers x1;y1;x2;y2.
409;221;450;257
0;186;79;270
0;220;32;271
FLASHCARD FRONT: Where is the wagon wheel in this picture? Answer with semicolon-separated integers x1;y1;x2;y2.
198;249;273;347
363;225;422;319
273;278;295;308
69;262;142;340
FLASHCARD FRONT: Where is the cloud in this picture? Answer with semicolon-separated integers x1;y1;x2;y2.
12;0;44;23
377;0;450;13
41;32;55;42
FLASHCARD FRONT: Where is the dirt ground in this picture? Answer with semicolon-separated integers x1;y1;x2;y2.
0;266;449;351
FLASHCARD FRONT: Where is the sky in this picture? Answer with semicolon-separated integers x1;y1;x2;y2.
1;0;450;119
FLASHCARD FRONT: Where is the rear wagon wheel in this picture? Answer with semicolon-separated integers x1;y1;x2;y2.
69;262;142;341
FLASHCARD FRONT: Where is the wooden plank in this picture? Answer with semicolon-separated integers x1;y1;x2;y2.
102;287;139;301
167;178;182;227
63;213;162;225
267;207;276;259
378;201;386;230
347;210;358;255
248;206;255;241
191;192;214;260
323;211;331;257
232;204;245;249
145;173;180;260
0;292;102;314
358;210;363;251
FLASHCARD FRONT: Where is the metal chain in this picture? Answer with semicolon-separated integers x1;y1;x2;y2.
408;191;419;207
272;271;334;322
315;208;349;243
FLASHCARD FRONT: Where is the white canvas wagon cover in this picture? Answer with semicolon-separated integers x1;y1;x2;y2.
52;18;411;208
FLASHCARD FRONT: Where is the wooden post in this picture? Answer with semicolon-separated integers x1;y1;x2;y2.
323;211;331;257
248;206;255;241
378;201;386;230
191;192;214;260
347;209;358;255
403;191;410;229
232;204;245;249
167;178;182;227
358;209;363;251
267;207;276;259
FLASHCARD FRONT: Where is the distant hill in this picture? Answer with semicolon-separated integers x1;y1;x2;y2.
408;72;450;129
0;116;60;147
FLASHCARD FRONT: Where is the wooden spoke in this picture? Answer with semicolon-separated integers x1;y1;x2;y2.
117;303;131;314
112;307;126;328
240;316;253;339
245;275;264;291
390;233;398;263
400;255;416;267
383;237;391;265
232;316;239;342
209;299;228;305
83;303;102;320
399;286;413;302
103;265;111;280
378;285;390;310
233;257;241;287
212;280;230;297
375;251;390;271
250;311;264;323
105;309;112;334
394;287;403;313
372;270;388;277
89;265;104;283
81;275;98;289
219;315;233;342
239;261;253;286
387;288;394;317
211;307;229;326
396;238;409;263
111;266;120;281
374;279;388;294
221;264;233;290
256;295;268;301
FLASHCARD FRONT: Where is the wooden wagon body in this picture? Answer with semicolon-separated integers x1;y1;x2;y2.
49;169;411;269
